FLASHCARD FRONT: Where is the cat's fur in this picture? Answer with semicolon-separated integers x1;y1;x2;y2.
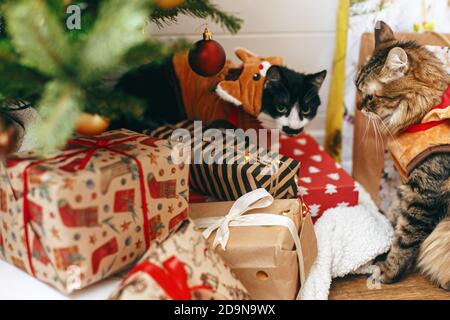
356;21;450;289
115;56;326;135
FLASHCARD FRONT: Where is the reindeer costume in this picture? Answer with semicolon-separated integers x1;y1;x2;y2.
171;48;283;129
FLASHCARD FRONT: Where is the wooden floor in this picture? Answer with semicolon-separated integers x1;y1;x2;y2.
329;272;450;300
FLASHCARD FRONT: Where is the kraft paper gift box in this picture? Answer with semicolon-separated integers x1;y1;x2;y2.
190;189;317;300
110;220;250;300
151;120;301;201
0;129;189;294
279;132;359;223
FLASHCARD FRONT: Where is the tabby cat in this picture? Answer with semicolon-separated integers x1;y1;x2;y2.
356;21;450;289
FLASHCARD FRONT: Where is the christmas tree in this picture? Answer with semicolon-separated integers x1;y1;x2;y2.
0;0;241;154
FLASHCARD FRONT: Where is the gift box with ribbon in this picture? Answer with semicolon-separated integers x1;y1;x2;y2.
279;133;359;222
151;120;301;201
110;220;250;300
0;129;189;294
190;189;317;300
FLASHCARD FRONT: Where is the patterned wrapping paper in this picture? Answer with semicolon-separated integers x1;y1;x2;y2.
279;133;359;223
109;220;250;300
0;129;189;294
151;121;300;201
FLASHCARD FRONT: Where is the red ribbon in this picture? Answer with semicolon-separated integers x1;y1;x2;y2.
227;106;240;127
404;119;447;133
22;135;151;277
405;86;450;133
124;256;212;300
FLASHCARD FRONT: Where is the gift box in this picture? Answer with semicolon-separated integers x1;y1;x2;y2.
109;220;250;300
190;189;317;300
0;129;189;294
151;121;300;201
279;133;359;222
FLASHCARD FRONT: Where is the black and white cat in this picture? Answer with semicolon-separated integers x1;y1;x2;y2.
115;57;326;134
258;66;327;136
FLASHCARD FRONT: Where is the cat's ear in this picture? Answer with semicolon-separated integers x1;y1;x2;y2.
375;21;395;48
381;47;408;81
265;66;282;82
308;70;327;89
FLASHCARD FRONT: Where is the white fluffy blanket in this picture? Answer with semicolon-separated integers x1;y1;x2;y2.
300;184;394;300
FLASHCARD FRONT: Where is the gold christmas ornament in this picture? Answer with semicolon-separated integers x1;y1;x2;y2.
155;0;184;10
0;117;19;156
75;113;110;136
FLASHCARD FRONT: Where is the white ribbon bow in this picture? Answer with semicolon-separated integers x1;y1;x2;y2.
193;188;306;299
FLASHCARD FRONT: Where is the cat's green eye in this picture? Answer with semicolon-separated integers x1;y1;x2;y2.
303;105;311;114
276;105;288;114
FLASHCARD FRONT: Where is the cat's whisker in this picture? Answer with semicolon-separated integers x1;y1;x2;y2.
373;119;380;156
369;114;379;156
373;117;385;155
371;114;385;159
373;113;402;150
360;112;371;146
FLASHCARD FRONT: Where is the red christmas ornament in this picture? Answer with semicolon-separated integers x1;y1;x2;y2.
188;27;226;77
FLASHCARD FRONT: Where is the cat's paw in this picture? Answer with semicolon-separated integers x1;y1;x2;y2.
376;260;400;284
438;280;450;291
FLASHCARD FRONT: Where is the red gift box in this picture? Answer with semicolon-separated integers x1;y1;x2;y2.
279;133;359;223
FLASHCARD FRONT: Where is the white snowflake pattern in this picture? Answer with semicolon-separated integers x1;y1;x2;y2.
293;149;304;156
337;202;349;208
308;166;320;174
311;155;322;162
327;173;340;181
353;182;362;193
300;177;312;184
296;138;307;146
297;186;309;196
325;184;337;195
308;204;321;217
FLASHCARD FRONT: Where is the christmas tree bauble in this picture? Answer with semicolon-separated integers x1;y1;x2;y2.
188;28;226;77
0;116;19;155
155;0;184;10
76;113;110;136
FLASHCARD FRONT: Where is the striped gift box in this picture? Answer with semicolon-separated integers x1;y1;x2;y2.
150;121;300;201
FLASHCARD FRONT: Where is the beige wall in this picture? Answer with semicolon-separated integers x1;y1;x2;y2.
151;0;339;143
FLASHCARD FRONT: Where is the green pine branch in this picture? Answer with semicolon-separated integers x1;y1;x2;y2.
123;38;191;67
5;0;75;77
151;0;242;34
79;0;151;83
29;81;84;155
0;0;242;155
